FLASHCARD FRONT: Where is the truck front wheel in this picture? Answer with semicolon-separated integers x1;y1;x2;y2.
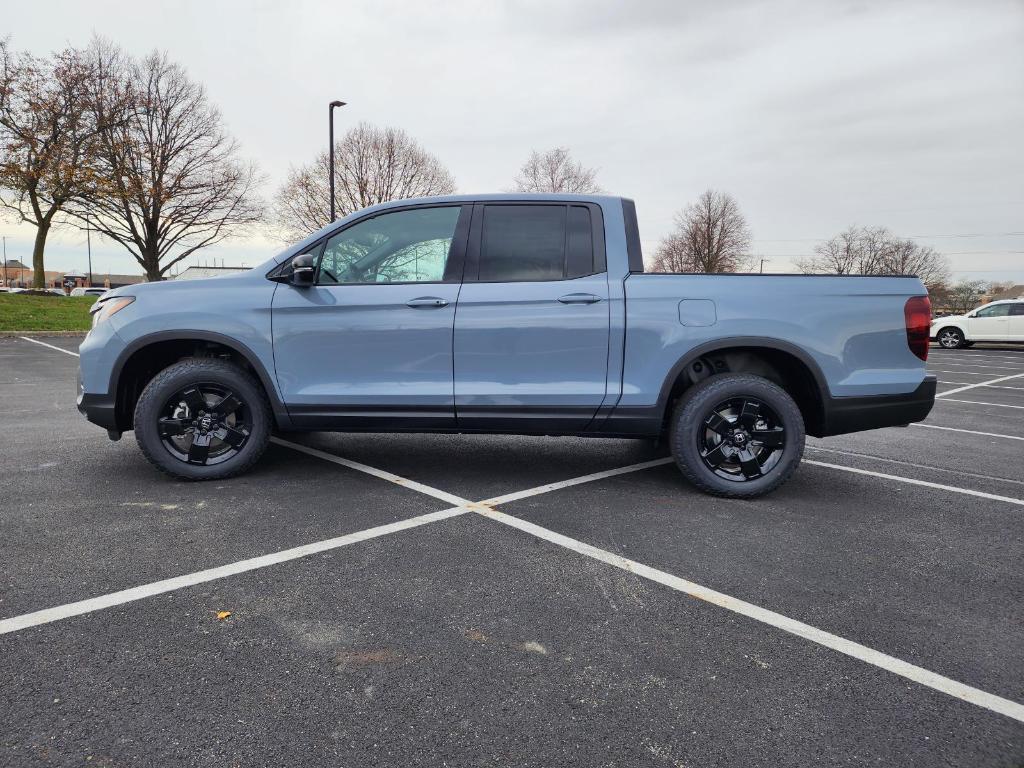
669;374;805;499
134;358;272;480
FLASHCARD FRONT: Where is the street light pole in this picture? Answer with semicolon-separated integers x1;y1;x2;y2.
86;216;93;287
759;258;769;274
328;100;347;225
2;236;7;288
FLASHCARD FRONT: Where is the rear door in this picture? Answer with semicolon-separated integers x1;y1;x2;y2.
453;202;610;432
1009;302;1024;340
967;302;1011;340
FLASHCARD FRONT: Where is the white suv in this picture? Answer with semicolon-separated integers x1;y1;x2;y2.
931;298;1024;348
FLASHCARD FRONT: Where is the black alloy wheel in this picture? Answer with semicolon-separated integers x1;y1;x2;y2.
669;373;805;498
158;383;251;466
134;358;271;480
697;396;786;482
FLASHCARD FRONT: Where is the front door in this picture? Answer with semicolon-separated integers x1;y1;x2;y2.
454;202;611;432
272;204;470;429
967;302;1011;340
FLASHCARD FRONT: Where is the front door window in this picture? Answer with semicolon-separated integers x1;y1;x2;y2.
318;206;462;285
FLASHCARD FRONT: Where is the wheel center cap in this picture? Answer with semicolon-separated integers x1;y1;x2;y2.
197;413;214;434
731;430;748;447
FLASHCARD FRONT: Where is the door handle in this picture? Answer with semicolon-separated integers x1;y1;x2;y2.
406;297;449;309
557;293;602;305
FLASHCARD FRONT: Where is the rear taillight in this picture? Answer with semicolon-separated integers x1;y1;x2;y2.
904;295;931;361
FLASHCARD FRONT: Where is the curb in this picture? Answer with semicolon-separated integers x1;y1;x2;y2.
0;331;88;338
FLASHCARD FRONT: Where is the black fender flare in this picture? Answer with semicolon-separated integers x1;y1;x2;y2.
654;336;830;427
110;329;292;429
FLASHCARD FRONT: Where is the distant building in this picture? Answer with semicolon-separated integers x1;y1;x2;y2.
982;284;1024;303
2;260;144;290
95;273;146;289
173;265;250;281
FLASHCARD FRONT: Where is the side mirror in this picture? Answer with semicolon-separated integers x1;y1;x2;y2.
290;253;316;287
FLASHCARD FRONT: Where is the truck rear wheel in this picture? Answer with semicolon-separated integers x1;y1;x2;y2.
134;358;272;480
669;373;805;499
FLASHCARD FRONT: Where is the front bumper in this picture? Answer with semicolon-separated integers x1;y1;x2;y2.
817;375;936;437
77;390;119;431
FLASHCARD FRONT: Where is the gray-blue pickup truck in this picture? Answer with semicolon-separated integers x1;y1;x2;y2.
77;194;936;497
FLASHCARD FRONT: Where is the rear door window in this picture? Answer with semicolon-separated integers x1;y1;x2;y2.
477;204;600;282
480;205;565;282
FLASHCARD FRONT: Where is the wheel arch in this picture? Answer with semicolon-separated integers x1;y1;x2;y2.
655;337;828;437
934;323;968;341
109;330;290;432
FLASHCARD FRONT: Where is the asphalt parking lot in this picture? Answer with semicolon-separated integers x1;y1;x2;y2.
1;336;1022;767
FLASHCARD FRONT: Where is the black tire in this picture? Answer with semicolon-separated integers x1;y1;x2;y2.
669;373;805;499
936;327;966;349
134;358;272;480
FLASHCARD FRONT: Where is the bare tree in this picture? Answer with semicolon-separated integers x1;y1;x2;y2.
945;280;987;314
650;190;752;273
881;237;950;288
273;122;456;243
69;45;263;281
797;225;949;288
0;41;106;287
511;147;603;194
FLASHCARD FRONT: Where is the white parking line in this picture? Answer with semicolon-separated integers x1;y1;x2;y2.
480;457;675;506
936;398;1024;410
933;358;1024;366
911;423;1024;441
934;381;1024;391
0;506;471;636
926;361;1024;371
935;373;1024;397
930;353;1024;363
804;445;1024;487
17;336;80;358
802;460;1024;506
928;369;1011;376
473;506;1024;725
0;452;670;636
271;437;467;507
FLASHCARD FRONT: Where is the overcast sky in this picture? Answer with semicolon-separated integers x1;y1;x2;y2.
3;0;1023;282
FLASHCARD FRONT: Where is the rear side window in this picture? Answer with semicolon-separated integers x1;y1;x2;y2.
480;206;565;281
1010;303;1024;316
565;206;594;279
478;204;600;282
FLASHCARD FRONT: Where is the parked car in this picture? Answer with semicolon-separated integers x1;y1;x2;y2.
70;287;109;298
930;298;1024;348
45;288;67;296
77;194;935;498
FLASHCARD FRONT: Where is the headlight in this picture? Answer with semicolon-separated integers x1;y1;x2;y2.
90;296;135;328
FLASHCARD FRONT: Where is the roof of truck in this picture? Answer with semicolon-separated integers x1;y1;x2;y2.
271;194;628;266
366;193;624;209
